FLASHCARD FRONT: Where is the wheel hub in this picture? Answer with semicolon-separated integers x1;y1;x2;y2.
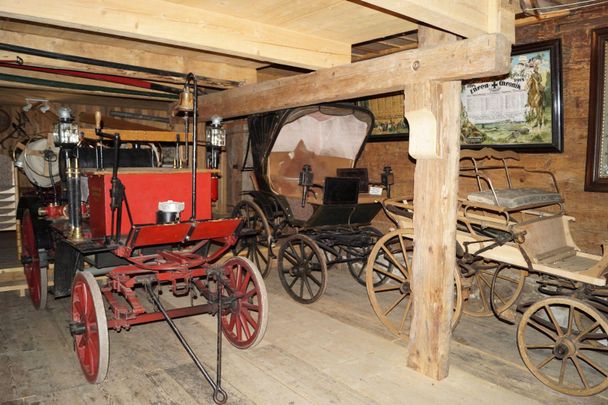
69;321;86;336
400;281;411;295
553;338;575;360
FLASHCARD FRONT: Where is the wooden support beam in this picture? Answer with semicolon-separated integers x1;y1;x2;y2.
0;0;351;70
200;33;510;120
406;27;461;380
361;0;515;43
0;30;256;87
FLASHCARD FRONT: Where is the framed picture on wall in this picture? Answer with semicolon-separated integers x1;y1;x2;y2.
460;39;563;152
356;93;409;142
585;27;608;191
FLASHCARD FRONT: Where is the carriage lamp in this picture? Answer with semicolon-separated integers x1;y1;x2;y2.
52;106;80;146
381;166;394;198
205;115;226;170
299;164;314;207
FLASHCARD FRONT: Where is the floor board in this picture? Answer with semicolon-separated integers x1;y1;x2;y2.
0;261;604;404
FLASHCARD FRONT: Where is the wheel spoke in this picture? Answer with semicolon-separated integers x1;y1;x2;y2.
288;275;300;289
288;243;300;262
374;284;401;293
477;276;490;312
226;312;236;331
571;356;591;389
527;316;558;341
567;304;574;335
398;300;412;334
577;352;608;377
575;321;600;343
380;246;408;279
578;344;608;351
305;249;315;262
559;357;567;385
544;305;564;337
235;314;243;342
398;234;412;271
304;276;314;297
242;302;260;312
535;353;555;370
308;272;322;287
383;293;406;317
526;344;555;350
299;275;305;297
283;250;298;266
372;267;404;283
241;308;257;333
299;240;305;261
240;271;252;294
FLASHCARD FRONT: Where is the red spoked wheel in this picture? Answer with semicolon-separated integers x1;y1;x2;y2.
221;257;268;349
21;209;47;309
70;271;109;384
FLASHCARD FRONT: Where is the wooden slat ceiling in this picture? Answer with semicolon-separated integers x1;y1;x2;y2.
0;0;591;109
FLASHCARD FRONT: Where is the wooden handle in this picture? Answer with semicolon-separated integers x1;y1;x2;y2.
95;111;101;130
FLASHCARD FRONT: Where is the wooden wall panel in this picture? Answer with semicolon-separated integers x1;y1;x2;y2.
359;4;608;253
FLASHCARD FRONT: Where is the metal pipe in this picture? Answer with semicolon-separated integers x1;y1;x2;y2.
0;73;176;99
143;280;227;403
188;73;199;220
0;43;240;88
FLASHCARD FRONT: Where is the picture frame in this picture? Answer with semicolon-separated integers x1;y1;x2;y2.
356;93;409;142
585;27;608;191
460;39;563;152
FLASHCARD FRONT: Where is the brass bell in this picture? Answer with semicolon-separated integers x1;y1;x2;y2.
177;84;194;112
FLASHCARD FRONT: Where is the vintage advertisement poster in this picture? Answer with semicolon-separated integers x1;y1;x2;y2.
460;40;562;151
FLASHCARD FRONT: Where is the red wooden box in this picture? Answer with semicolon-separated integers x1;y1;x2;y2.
87;169;213;238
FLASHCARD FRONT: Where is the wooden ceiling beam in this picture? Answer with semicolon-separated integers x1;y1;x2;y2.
0;29;256;87
360;0;515;43
200;33;511;120
0;0;351;70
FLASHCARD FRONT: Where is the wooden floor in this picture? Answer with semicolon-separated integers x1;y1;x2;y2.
0;261;604;404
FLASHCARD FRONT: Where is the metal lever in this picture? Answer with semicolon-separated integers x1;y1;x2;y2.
143;279;227;404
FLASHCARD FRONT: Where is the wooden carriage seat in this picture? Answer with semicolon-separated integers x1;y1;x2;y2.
467;188;562;209
460;148;563;211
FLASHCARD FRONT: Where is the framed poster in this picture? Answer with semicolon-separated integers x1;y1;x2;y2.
585;27;608;191
460;39;563;152
356;93;408;142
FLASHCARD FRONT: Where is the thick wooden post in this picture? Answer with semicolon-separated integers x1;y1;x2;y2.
405;27;461;380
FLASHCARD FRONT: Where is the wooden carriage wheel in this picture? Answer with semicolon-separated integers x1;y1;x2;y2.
461;261;526;317
277;234;328;304
232;200;272;278
221;257;268;349
517;297;608;396
345;226;386;287
21;209;47;309
71;271;109;384
365;229;463;337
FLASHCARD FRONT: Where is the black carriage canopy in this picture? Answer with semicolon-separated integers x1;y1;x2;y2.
247;104;374;197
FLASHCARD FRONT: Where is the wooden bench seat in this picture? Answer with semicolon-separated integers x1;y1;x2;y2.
467;187;563;210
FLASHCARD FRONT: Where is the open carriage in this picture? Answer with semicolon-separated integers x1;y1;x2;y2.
16;79;267;404
365;148;608;397
233;104;392;303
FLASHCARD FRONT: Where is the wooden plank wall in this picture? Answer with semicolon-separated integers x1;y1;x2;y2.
358;4;608;253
